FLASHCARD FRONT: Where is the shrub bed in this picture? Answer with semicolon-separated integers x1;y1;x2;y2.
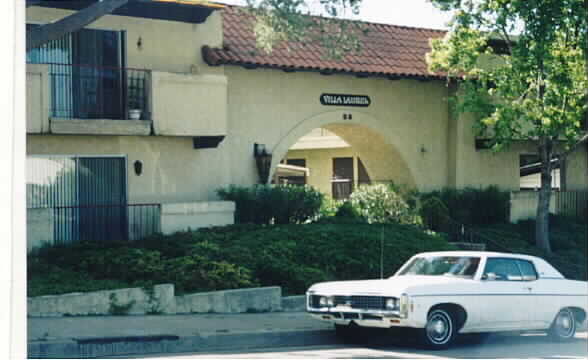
28;223;455;297
217;185;323;224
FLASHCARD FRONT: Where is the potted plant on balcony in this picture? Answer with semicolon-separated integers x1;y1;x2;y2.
127;84;143;120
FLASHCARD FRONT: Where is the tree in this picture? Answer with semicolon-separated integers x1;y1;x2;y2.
427;0;587;253
26;0;135;50
244;0;365;59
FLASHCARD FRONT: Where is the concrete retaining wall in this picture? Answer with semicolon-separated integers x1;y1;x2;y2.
161;201;235;234
28;284;175;317
28;285;282;317
281;295;306;312
175;287;281;314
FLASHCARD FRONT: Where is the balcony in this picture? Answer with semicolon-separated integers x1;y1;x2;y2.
27;63;152;135
27;63;227;137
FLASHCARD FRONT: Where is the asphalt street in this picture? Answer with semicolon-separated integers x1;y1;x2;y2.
113;331;588;359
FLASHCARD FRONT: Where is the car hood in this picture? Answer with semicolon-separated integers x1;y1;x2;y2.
308;275;475;297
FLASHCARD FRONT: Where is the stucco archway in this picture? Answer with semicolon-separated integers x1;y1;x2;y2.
269;110;421;191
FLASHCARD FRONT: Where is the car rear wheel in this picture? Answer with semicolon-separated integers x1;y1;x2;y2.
420;309;455;350
549;308;576;342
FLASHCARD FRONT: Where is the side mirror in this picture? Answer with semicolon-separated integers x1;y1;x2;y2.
482;273;498;281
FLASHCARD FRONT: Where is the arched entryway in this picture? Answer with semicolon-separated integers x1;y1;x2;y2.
268;110;420;196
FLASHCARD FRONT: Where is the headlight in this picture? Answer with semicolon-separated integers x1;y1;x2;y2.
385;298;398;310
399;293;410;318
319;296;334;307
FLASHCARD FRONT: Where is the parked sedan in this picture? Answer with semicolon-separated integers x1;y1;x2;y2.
306;251;587;349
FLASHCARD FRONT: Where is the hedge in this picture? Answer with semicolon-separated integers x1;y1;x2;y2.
29;223;455;297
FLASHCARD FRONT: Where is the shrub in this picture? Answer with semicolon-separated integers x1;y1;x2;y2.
164;254;256;294
217;184;323;225
349;184;421;225
28;223;456;296
419;196;451;232
419;186;510;226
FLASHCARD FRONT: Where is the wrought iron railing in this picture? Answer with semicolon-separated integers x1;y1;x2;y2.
52;203;161;245
47;63;150;120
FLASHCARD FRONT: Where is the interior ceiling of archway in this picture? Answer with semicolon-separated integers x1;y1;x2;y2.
289;127;350;151
323;124;416;188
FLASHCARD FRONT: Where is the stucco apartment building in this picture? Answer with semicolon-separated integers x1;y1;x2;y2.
25;1;588;250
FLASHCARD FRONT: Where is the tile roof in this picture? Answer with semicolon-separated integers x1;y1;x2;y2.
202;6;447;79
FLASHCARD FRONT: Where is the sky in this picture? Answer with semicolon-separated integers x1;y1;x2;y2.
216;0;454;30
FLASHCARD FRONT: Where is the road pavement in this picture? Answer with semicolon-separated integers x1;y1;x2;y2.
117;332;588;359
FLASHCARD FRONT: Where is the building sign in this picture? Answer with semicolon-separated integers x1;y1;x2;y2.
320;93;371;107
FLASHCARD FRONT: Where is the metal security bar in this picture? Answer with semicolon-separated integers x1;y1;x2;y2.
53;203;161;244
555;191;588;221
48;63;150;120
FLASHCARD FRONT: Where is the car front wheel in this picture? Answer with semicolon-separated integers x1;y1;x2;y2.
549;308;576;342
420;308;455;350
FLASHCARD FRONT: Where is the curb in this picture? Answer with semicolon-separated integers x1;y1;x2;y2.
28;329;340;358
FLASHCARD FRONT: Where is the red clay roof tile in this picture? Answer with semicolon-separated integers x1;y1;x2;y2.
202;6;446;79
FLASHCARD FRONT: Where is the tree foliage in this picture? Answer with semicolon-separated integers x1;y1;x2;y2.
427;0;587;252
244;0;366;59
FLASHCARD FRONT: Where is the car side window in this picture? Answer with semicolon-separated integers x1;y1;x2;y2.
516;260;538;281
483;258;523;281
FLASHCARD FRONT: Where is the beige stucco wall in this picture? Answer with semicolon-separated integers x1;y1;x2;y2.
224;67;450;192
565;146;588;190
151;71;227;136
27;135;231;203
26;7;223;76
449;104;538;191
25;6;587;205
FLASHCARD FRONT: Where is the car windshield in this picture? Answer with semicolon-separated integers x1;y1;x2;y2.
397;256;480;278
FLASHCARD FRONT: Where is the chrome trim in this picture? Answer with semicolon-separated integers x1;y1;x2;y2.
307;307;402;318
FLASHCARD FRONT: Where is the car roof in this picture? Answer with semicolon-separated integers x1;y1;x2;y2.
414;251;539;261
412;251;564;278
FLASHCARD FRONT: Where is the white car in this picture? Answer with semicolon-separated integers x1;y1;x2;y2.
306;251;587;349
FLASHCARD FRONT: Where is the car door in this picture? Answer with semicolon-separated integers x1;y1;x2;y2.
479;258;532;330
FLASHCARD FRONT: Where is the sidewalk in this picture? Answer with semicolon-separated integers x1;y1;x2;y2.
28;312;338;358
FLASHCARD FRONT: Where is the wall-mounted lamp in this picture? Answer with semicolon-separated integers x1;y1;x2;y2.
254;143;272;184
137;36;143;50
420;145;427;154
134;160;143;176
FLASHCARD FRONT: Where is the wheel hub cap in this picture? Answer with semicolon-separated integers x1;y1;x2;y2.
433;320;446;335
560;317;571;329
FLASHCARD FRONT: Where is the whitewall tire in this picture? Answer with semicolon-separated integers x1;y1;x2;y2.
420;309;455;350
549;308;576;342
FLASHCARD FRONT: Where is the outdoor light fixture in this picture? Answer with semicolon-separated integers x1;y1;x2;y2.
137;36;143;50
254;143;272;184
134;160;143;176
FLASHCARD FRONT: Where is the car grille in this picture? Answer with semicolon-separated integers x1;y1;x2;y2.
310;295;387;310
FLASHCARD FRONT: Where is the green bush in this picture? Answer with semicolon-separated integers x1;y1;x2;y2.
217;184;323;224
164;254;256;294
479;216;587;281
419;196;452;232
419;186;510;226
28;223;456;296
349;184;421;225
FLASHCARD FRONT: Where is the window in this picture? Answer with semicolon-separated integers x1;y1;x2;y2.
398;256;480;279
516;260;538;281
483;258;523;281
